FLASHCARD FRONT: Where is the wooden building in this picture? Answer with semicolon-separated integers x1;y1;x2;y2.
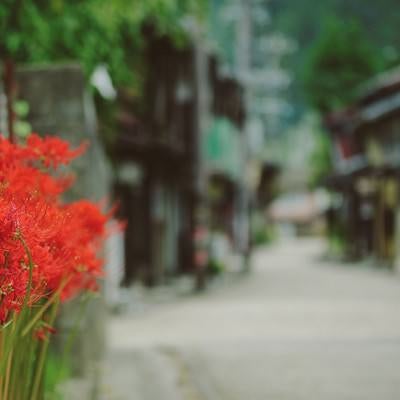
114;26;249;286
205;58;247;248
325;67;400;267
114;28;202;286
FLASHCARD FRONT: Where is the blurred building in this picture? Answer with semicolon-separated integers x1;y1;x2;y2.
209;0;295;244
115;28;199;286
114;24;249;287
324;67;400;267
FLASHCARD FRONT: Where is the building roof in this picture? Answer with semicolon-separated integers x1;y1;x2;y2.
358;66;400;106
325;65;400;136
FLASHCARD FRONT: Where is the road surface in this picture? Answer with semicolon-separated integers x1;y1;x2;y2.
100;239;400;399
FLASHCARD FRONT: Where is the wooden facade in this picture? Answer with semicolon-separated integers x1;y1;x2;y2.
114;29;200;286
113;26;248;286
325;68;400;267
207;57;247;248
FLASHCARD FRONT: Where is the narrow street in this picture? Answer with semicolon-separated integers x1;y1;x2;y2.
101;239;400;399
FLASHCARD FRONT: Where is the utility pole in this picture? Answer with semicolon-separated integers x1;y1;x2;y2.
186;17;211;290
235;0;253;270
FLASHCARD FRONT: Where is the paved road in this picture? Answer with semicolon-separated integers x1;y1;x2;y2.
100;239;400;399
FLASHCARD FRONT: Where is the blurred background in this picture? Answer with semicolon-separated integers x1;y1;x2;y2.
1;0;400;399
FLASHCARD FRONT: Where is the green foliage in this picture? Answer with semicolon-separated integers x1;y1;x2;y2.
309;127;333;188
327;227;346;258
303;17;380;112
0;0;207;86
310;136;332;188
269;0;400;116
251;210;275;246
207;259;225;275
14;100;32;138
44;351;70;400
253;227;273;246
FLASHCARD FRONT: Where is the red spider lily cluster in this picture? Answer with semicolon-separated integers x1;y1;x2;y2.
0;133;116;324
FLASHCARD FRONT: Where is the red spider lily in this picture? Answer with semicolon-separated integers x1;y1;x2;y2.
0;133;119;324
34;324;57;341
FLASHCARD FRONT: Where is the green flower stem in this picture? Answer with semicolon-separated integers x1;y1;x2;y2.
22;276;70;337
31;296;60;400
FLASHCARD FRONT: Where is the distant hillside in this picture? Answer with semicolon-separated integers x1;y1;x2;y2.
268;0;400;118
270;0;400;48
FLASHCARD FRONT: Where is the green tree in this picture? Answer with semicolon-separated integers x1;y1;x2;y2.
269;0;400;119
0;0;207;84
302;17;381;113
309;129;332;188
0;0;207;142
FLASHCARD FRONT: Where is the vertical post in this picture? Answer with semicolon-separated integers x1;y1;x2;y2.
235;0;252;270
235;0;252;82
193;29;210;290
194;38;209;198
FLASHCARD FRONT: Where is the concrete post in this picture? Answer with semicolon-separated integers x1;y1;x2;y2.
16;63;112;397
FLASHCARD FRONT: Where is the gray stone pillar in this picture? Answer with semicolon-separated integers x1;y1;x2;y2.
17;63;112;398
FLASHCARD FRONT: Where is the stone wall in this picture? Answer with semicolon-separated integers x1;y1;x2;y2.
17;63;112;398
